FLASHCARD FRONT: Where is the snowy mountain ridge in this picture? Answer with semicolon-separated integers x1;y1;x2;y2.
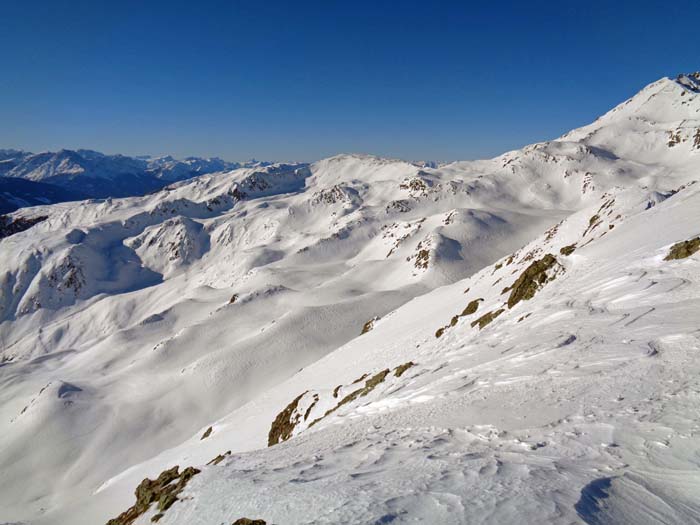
0;149;271;211
0;74;699;525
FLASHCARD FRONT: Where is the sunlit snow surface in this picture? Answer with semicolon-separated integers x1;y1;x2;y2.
134;184;700;525
1;74;700;524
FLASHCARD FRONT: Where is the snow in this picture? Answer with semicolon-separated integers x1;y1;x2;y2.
0;149;261;203
1;74;700;525
145;182;700;525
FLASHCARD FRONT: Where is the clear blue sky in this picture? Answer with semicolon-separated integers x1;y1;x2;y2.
1;0;698;162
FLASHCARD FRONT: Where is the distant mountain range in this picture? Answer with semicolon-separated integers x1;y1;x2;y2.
0;148;268;213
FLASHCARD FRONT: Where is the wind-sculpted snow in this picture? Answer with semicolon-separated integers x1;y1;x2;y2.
109;177;700;525
1;74;700;524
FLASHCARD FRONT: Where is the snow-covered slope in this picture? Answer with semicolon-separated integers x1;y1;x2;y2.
125;182;700;525
1;74;699;525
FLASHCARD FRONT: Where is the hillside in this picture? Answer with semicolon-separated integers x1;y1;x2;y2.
0;73;699;525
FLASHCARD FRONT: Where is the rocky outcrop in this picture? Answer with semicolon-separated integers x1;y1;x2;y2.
393;361;415;377
0;214;47;239
505;254;560;309
106;465;200;525
267;392;307;446
361;316;379;334
665;237;700;260
268;363;417;446
435;298;483;337
471;308;505;329
461;298;482;316
207;451;231;466
559;244;577;256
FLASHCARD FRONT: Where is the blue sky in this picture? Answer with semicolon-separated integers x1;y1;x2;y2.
1;1;698;162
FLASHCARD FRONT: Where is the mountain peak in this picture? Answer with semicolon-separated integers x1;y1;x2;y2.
557;72;700;163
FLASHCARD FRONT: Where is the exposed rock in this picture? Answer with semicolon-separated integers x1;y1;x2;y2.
269;363;415;445
269;366;401;445
106;465;201;525
384;219;424;257
559;244;577;256
351;373;369;384
461;298;482;316
360;369;390;394
200;426;213;440
303;394;319;421
583;214;601;236
126;215;209;277
311;185;356;205
0;214;48;239
544;223;560;241
232;519;267;525
268;392;307;446
361;316;379;334
436;297;484;337
506;254;559;309
414;248;430;269
664;237;700;260
668;129;683;147
207;451;231;466
393;361;415;377
309;369;390;428
471;309;505;329
399;177;428;194
386;199;411;213
582;198;615;237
